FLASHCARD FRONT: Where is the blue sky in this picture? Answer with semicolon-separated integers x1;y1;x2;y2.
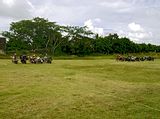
0;0;160;44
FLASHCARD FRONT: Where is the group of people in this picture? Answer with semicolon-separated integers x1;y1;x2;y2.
12;53;52;64
116;54;154;62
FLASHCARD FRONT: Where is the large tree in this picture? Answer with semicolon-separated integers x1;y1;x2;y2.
3;17;160;56
3;17;62;54
60;26;94;56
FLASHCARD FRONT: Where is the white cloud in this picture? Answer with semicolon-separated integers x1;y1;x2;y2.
128;22;144;32
0;0;160;44
127;31;153;42
0;17;13;32
26;0;35;9
2;0;15;7
99;1;129;9
0;0;32;19
84;20;94;30
84;19;104;35
128;32;148;41
118;22;153;43
128;22;152;42
94;18;101;23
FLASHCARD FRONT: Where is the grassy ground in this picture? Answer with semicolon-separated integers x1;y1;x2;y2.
0;58;160;119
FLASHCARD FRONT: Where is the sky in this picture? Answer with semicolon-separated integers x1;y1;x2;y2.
0;0;160;45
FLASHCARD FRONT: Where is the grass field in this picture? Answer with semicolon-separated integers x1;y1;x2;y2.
0;58;160;119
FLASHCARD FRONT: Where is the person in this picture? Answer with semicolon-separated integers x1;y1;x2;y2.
20;54;28;64
12;53;18;64
32;54;36;63
32;54;36;58
44;53;48;62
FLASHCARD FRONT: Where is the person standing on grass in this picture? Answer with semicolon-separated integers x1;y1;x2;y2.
12;53;18;64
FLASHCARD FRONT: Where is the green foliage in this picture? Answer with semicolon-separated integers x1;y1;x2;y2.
3;17;61;55
2;17;160;56
59;26;94;56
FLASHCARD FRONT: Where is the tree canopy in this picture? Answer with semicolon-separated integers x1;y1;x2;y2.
2;17;160;56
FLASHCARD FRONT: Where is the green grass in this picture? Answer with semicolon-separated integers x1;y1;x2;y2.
0;58;160;119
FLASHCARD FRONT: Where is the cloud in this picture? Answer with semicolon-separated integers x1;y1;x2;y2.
0;0;160;44
128;22;144;32
84;19;104;35
118;22;153;43
0;17;13;32
26;0;35;9
0;0;32;19
2;0;15;7
99;0;130;9
128;32;152;42
127;23;152;42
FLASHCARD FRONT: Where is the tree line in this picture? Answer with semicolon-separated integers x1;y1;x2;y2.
2;17;160;56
